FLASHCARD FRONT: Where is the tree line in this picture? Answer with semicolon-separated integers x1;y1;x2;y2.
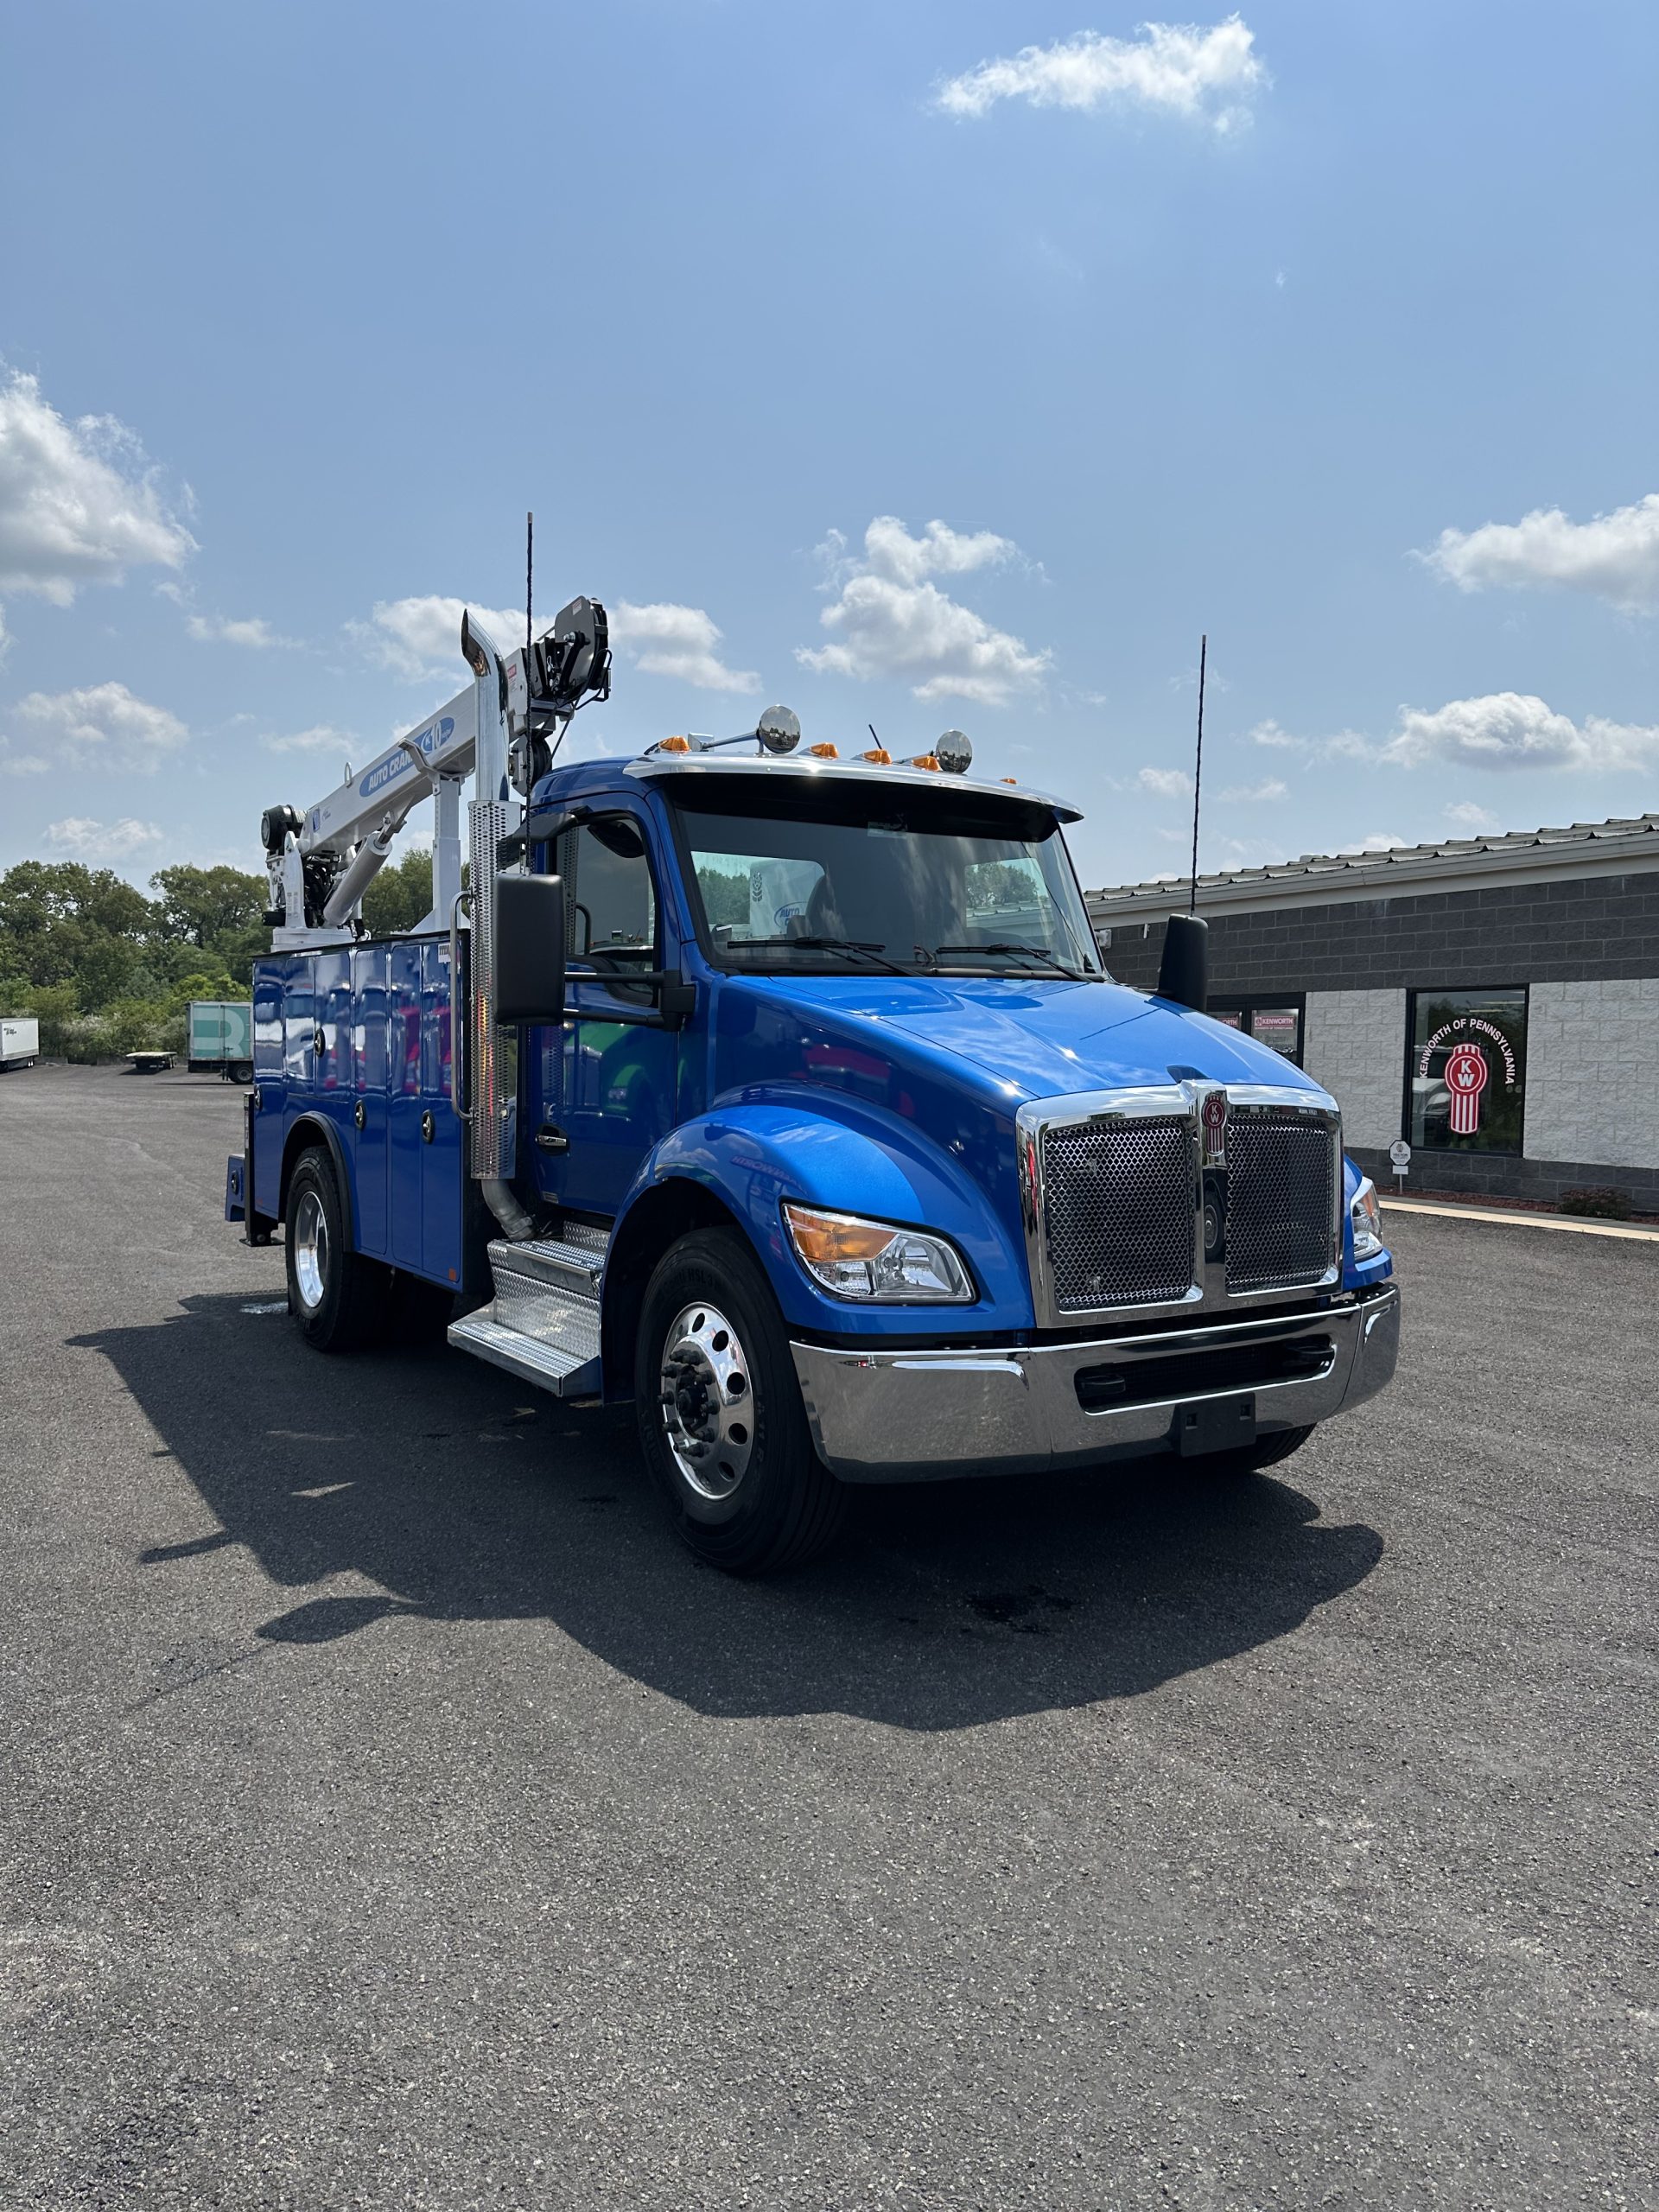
0;849;433;1060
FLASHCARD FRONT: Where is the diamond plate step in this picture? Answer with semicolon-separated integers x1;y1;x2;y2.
487;1236;606;1300
447;1311;601;1399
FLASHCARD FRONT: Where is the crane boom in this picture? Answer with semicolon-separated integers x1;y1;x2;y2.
257;593;610;946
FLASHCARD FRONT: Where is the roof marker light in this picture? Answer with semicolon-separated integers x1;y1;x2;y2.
861;747;892;765
911;753;941;772
808;742;839;760
658;734;693;753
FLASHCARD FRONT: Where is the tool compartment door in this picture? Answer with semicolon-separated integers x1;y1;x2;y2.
351;946;390;1257
388;940;425;1269
420;937;463;1287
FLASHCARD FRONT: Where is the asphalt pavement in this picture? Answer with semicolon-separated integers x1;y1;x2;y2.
1;1061;1653;2210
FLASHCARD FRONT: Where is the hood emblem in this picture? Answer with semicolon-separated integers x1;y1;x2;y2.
1200;1089;1228;1165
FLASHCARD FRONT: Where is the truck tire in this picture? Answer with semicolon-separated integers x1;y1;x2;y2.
635;1228;847;1575
283;1147;388;1352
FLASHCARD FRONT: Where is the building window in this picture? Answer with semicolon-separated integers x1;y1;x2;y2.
1407;988;1527;1155
1208;995;1305;1067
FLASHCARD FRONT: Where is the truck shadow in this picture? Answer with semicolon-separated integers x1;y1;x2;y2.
76;1295;1384;1732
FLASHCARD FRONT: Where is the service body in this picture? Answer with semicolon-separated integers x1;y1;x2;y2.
226;607;1399;1572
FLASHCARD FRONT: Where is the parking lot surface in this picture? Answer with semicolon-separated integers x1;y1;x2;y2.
1;1061;1653;2210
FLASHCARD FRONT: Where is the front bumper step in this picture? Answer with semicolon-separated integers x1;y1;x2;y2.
791;1287;1401;1483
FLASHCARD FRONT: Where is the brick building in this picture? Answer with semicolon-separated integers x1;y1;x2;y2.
1085;815;1659;1214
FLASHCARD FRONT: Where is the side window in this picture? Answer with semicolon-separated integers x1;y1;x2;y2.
559;816;658;1000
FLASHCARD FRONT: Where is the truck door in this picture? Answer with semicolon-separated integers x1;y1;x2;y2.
535;810;681;1221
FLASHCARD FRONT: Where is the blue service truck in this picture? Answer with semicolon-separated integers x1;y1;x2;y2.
227;597;1399;1573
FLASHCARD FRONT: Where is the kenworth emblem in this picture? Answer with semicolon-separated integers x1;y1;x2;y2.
1444;1041;1489;1135
1201;1089;1229;1164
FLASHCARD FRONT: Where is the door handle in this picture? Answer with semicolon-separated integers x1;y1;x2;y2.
354;1099;365;1130
313;1026;326;1056
421;1109;435;1144
534;1123;570;1154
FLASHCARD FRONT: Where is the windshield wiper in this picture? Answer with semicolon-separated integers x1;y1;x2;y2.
931;941;1095;980
728;935;906;973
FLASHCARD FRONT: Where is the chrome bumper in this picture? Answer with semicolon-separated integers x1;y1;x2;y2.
791;1286;1401;1484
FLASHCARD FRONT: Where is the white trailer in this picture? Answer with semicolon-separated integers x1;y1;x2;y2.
1;1018;40;1071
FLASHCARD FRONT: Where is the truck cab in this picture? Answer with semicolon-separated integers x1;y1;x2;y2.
229;615;1398;1573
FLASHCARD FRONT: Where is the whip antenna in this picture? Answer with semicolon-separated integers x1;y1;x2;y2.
1189;633;1207;915
525;510;534;656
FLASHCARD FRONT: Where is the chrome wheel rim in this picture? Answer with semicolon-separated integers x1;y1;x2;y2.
293;1190;328;1311
659;1301;753;1501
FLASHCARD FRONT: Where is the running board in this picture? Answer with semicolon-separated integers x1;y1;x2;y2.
446;1231;607;1401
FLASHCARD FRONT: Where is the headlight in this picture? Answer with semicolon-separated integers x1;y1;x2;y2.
782;1203;974;1303
1351;1176;1385;1262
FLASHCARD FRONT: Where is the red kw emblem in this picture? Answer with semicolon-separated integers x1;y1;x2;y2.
1201;1090;1228;1157
1443;1041;1489;1135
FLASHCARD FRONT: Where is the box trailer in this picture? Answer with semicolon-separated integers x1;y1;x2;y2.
188;1001;254;1083
1;1017;40;1071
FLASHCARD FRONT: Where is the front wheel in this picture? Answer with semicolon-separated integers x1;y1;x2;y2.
283;1147;389;1351
635;1228;847;1575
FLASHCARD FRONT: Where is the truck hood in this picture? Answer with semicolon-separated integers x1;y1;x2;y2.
753;974;1325;1103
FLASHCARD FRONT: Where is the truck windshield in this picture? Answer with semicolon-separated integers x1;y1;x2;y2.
671;780;1103;979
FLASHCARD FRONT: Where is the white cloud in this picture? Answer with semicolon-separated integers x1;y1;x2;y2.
1249;717;1375;762
937;16;1267;132
8;682;187;774
359;592;756;692
1382;692;1659;772
798;516;1049;705
610;601;758;693
44;815;164;860
187;611;286;648
1217;776;1287;801
264;722;359;757
1138;765;1192;798
1421;493;1659;614
0;370;194;606
856;517;1017;586
1445;800;1499;830
0;735;49;775
355;594;513;678
1336;832;1408;855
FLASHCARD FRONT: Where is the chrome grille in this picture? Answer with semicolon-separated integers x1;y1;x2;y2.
1225;1109;1338;1294
1040;1117;1196;1312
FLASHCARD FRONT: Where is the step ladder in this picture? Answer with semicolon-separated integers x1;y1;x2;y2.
447;1224;608;1398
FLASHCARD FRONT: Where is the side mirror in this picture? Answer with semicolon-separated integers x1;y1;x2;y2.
494;873;567;1026
1156;912;1208;1012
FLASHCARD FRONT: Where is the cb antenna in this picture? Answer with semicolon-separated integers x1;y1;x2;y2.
525;509;534;657
1188;632;1207;915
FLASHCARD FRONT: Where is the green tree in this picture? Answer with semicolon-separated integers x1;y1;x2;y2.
361;847;434;937
149;862;264;948
148;862;269;987
0;862;155;1005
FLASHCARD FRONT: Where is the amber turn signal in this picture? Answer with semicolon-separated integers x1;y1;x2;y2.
782;1205;893;1262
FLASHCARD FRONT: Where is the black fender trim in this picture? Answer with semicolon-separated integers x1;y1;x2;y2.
279;1115;356;1249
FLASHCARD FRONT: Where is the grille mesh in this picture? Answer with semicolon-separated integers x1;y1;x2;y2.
1224;1110;1337;1293
1040;1117;1196;1312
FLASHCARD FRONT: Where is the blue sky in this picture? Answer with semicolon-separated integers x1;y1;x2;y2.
1;1;1655;893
